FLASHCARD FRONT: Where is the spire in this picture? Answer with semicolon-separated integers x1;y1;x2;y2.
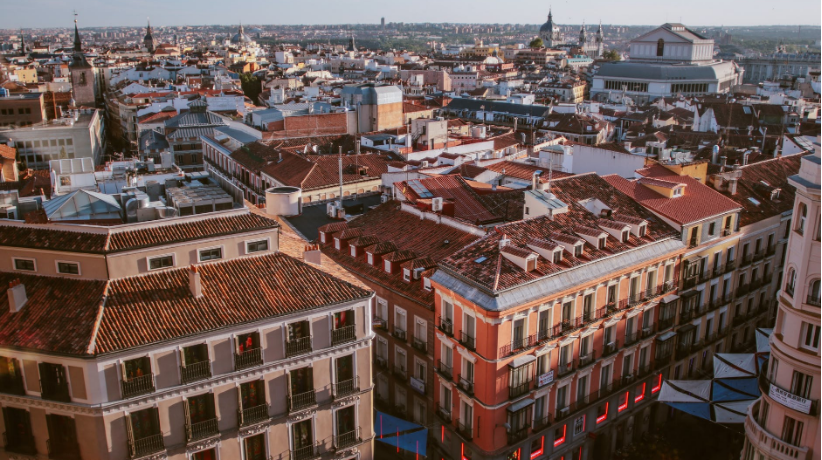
73;12;82;52
20;28;25;54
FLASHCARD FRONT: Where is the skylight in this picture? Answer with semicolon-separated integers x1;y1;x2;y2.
474;256;488;264
748;197;761;206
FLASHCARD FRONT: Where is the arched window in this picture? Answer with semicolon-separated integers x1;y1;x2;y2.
657;39;665;57
797;203;807;234
786;268;796;296
809;280;820;305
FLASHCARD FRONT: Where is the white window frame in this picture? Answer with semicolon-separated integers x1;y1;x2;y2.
197;245;224;263
147;253;176;271
55;260;81;276
12;257;36;272
245;238;271;254
394;306;407;333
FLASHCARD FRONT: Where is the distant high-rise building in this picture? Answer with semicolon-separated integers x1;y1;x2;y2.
381;17;385;28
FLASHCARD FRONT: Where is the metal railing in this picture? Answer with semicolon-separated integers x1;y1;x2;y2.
807;295;821;307
679;308;693;323
290;444;320;460
578;351;596;369
239;403;269;427
459;331;476;351
437;316;453;336
758;373;819;416
507;426;529;445
41;378;71;402
509;381;531;399
745;401;809;460
393;363;407;379
437;360;453;380
121;373;155;399
334;428;361;450
4;431;36;455
332;325;356;346
499;334;537;357
457;420;474;439
658;316;675;331
557;361;575;377
288;389;317;412
412;336;428;353
458;376;474;395
392;326;407;341
234;347;263;370
655;351;673;370
180;361;211;384
624;331;639;346
436;404;451;422
186;417;219;443
373;316;387;330
47;438;81;460
533;414;553;430
129;433;164;459
602;342;618;357
286;336;313;357
333;377;360;399
640;325;657;339
375;356;388;369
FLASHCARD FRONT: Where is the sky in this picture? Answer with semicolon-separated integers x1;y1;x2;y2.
2;0;820;29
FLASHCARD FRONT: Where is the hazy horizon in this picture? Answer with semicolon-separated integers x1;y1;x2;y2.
1;0;820;29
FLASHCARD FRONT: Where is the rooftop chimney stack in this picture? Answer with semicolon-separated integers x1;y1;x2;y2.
532;170;543;191
304;244;322;265
189;265;203;299
7;279;27;313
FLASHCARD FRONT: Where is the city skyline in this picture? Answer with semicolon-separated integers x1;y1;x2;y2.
1;0;820;29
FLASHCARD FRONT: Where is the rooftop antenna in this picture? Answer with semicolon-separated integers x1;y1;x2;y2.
339;146;344;205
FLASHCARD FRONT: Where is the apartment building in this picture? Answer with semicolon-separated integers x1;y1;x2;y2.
318;199;483;436
0;208;376;460
743;151;821;460
429;173;687;460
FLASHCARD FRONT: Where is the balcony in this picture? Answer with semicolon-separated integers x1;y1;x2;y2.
332;325;356;346
4;431;36;455
129;433;164;459
637;363;652;378
740;253;753;267
234;347;263;371
557;361;575;378
578;351;596;369
459;331;476;351
533;414;553;430
412;336;428;353
758;373;819;416
436;404;451;422
675;343;692;360
41;377;71;402
375;356;388;369
437;360;453;380
658;316;675;331
744;402;809;460
373;316;387;330
722;228;733;236
753;249;765;262
737;283;751;297
291;444;321;460
640;325;657;339
47;438;81;460
654;351;673;370
624;331;639;346
507;426;529;445
286;336;313;358
334;427;361;450
602;342;618;357
679;308;693;323
457;420;474;440
807;295;821;307
0;372;25;395
239;404;270;427
458;376;475;395
499;334;537;358
733;312;749;326
509;381;531;399
393;364;407;380
180;361;211;385
121;374;155;399
333;377;360;399
392;326;407;342
186;417;219;444
392;404;407;418
288;389;317;413
437;316;453;337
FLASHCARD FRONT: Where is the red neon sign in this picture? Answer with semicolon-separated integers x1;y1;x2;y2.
442;426;445;442
635;383;646;403
530;437;544;459
651;373;663;393
596;402;609;423
618;391;629;411
461;443;468;460
553;424;567;447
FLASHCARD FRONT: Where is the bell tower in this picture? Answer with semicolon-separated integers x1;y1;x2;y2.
69;12;96;107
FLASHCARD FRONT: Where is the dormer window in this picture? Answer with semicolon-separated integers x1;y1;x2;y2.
598;237;607;249
672;187;683;197
320;233;327;244
639;225;646;237
367;253;374;265
526;256;538;272
350;246;357;257
403;268;411;282
334;238;341;250
423;277;432;291
384;260;392;274
621;230;629;243
574;244;583;258
553;250;563;264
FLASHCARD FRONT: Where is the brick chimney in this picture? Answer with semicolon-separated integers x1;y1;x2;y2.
189;265;203;298
7;279;27;313
304;244;322;265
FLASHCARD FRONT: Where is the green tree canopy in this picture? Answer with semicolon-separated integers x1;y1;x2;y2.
529;37;544;49
602;49;622;61
240;73;262;106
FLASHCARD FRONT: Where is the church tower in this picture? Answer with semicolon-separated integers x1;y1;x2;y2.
144;19;155;53
579;22;587;48
539;8;564;48
69;14;95;107
595;21;604;58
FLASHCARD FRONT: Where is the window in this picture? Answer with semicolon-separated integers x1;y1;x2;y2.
291;418;314;455
244;433;267;460
607;284;617;305
598;236;607;249
552;250;562;264
246;239;269;253
403;269;411;282
288;367;315;412
621;230;629;243
13;258;35;271
801;322;819;350
781;416;804;446
39;362;70;402
181;343;211;384
574;244;583;258
198;247;222;262
509;361;534;398
148;255;174;270
235;331;263;370
332;310;355;345
708;222;716;236
56;261;80;275
384;259;392;274
3;407;34;454
786;269;796;296
797;203;807;234
790;371;813;399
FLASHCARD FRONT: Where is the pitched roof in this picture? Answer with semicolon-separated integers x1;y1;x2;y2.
484;161;574;182
396;174;518;224
605;164;741;226
718;155;803;227
0;144;15;160
0;253;371;355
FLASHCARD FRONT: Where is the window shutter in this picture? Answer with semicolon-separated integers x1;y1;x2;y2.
184;399;191;425
237;385;245;424
206;393;216;419
45;413;55;441
307;367;314;390
126;414;135;452
120;361;127;382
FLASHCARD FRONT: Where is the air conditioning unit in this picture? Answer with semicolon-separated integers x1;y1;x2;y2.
327;203;338;217
432;197;444;212
558;406;570;417
381;194;389;203
642;327;652;336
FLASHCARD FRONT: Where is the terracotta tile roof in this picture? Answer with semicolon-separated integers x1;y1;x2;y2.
575;225;607;237
637;177;684;189
0;144;15;160
384;249;416;263
501;244;535;258
440;173;679;292
527;238;560;251
598;218;629;231
453;163;488;179
0;211;278;254
606;164;742;226
492;132;521;151
395;174;516;225
484;161;574;182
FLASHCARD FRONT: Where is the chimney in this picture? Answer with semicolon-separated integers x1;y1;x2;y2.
720;155;727;172
532;170;543;191
728;179;738;195
7;279;27;313
304;244;322;265
499;233;511;249
189;265;203;298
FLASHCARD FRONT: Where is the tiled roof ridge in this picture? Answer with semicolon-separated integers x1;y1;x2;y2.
85;280;111;355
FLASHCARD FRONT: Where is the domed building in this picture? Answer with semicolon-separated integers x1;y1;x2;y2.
230;24;253;45
539;8;565;48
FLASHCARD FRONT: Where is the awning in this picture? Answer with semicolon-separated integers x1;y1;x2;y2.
680;290;699;298
508;354;537;368
656;330;677;342
678;323;696;334
713;354;757;379
507;397;535;413
756;328;773;354
661;294;680;304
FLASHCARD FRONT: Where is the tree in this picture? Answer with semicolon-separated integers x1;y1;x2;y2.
240;73;262;106
602;49;622;61
529;37;544;49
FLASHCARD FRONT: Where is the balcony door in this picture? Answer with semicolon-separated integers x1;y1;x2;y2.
292;419;314;452
46;413;79;459
244;433;267;460
335;405;357;444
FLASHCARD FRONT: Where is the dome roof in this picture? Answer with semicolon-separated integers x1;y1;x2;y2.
230;24;252;44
